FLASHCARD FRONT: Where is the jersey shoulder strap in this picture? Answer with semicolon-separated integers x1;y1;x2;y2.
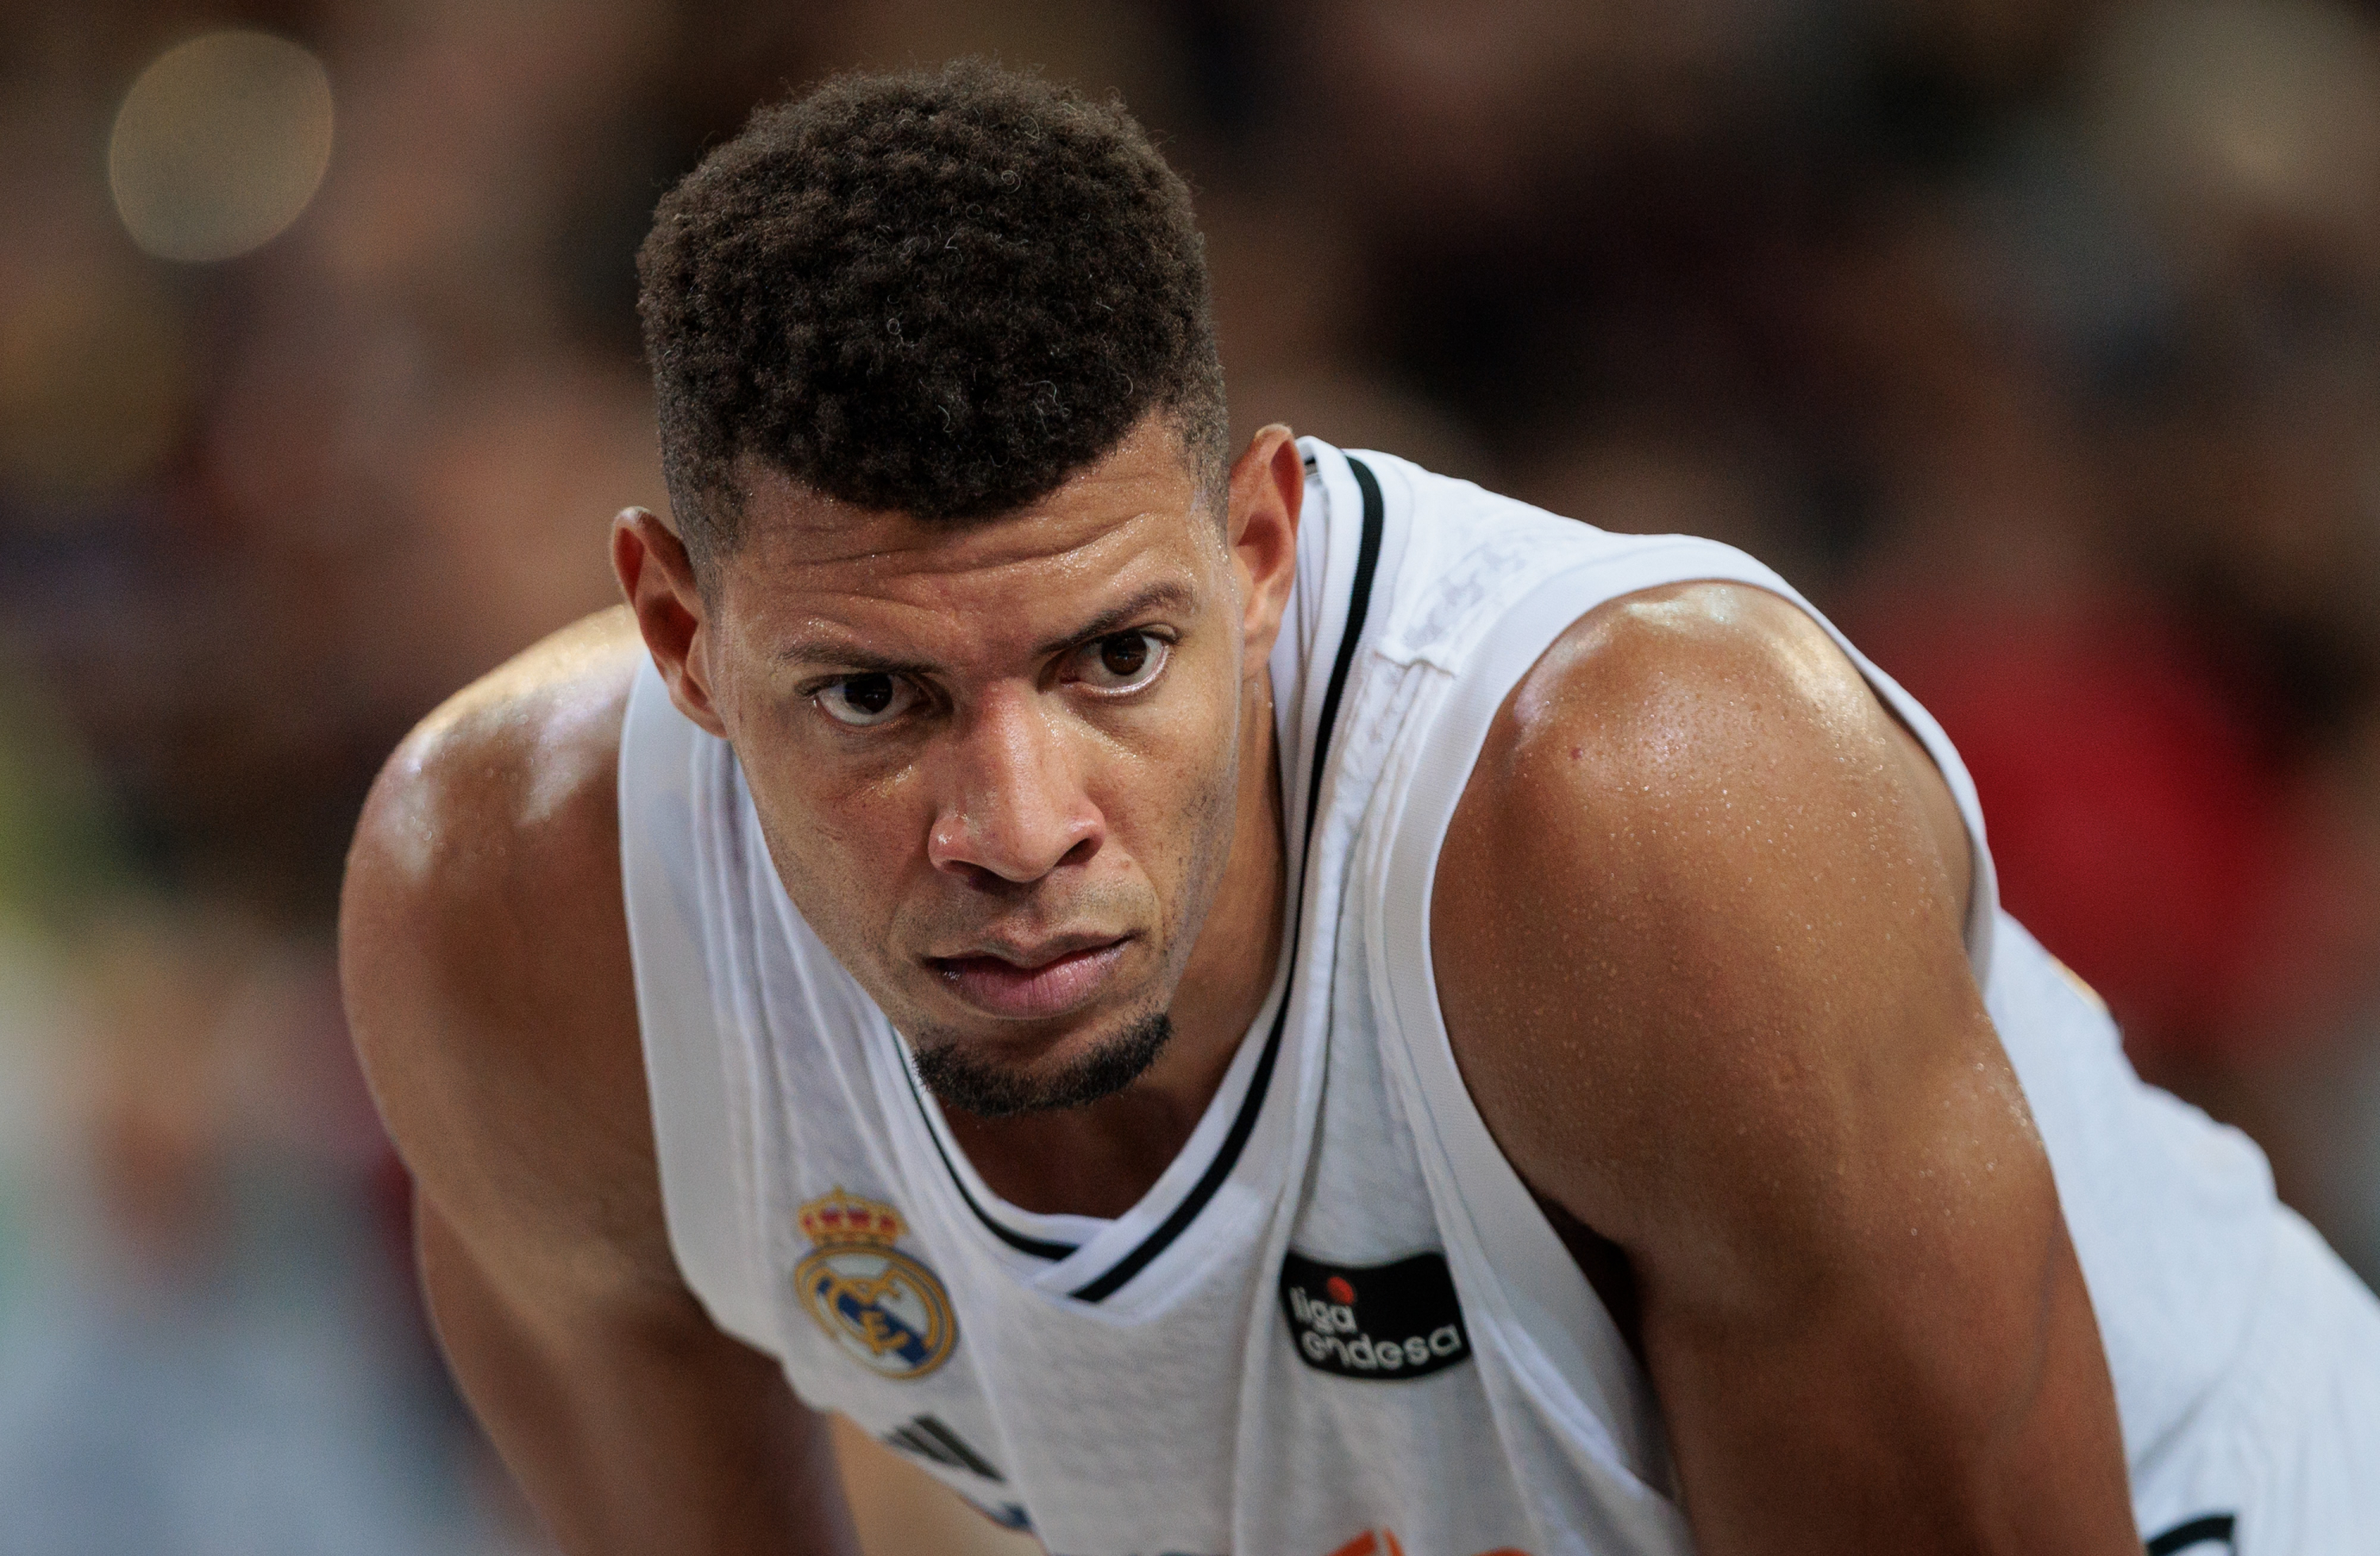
1357;470;2000;1487
616;659;775;1349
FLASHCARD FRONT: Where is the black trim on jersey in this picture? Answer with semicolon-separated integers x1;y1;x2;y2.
2144;1514;2236;1555
883;1414;1007;1482
1065;455;1386;1304
1305;457;1386;843
897;1056;1084;1261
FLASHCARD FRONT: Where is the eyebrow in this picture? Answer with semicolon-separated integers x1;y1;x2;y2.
1031;581;1198;659
774;580;1200;677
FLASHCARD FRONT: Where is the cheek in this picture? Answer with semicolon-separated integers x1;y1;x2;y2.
741;745;929;925
1097;670;1242;887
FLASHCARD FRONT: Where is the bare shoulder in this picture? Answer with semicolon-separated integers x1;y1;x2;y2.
1431;580;1979;1243
1439;580;1966;915
340;605;668;1287
349;604;644;936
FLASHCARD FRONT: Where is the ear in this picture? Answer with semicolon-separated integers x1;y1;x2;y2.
611;508;728;738
1226;425;1303;676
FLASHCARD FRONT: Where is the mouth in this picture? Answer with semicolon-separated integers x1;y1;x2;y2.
926;936;1130;1020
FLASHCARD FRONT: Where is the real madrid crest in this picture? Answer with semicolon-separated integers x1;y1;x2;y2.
793;1188;958;1380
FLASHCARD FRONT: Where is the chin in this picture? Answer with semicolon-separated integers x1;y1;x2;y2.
910;1008;1175;1119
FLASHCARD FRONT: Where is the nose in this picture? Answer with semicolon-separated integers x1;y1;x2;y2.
926;685;1104;885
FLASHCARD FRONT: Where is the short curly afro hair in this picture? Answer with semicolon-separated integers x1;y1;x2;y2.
637;60;1227;561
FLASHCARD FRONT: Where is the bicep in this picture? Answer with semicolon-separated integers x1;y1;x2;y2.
1438;586;2006;1253
339;701;663;1280
1435;585;2133;1554
418;1192;858;1556
340;728;856;1555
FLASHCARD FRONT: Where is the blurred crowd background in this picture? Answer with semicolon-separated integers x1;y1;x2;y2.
4;0;2380;1548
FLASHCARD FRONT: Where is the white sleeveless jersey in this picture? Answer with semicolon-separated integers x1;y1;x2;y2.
619;442;2380;1556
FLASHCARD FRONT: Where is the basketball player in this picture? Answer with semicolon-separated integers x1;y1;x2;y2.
339;62;2380;1556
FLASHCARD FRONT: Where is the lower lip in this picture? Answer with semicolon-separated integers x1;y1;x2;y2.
932;942;1127;1020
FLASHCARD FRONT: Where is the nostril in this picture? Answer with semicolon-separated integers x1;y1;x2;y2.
931;836;1096;890
951;859;1016;893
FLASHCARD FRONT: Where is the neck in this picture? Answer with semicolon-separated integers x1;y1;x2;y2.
942;669;1286;1217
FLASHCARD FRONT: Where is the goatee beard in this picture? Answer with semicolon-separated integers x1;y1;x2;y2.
911;1011;1175;1118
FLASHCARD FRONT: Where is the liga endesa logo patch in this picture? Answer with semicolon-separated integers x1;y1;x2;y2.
1278;1248;1472;1380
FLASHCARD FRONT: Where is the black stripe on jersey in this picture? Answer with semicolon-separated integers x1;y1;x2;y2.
2144;1514;2235;1555
1065;455;1386;1304
897;1054;1083;1261
1304;458;1386;847
883;1414;1007;1481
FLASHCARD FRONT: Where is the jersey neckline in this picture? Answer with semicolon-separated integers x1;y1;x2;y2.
877;450;1388;1305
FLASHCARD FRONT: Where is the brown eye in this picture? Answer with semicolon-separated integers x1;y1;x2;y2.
1100;635;1149;678
1075;631;1169;692
816;672;915;727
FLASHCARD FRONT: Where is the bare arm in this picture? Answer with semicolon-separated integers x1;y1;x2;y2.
340;609;859;1556
1434;583;2136;1554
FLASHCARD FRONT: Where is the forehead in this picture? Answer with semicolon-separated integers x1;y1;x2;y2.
713;421;1219;666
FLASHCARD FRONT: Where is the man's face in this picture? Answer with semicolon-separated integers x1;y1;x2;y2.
693;418;1279;1114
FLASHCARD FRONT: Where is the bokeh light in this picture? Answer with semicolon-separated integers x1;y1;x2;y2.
107;31;334;263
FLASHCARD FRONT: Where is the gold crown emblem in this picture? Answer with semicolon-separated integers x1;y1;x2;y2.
797;1187;906;1248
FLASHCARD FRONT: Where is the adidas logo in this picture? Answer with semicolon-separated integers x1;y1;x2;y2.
881;1413;1004;1482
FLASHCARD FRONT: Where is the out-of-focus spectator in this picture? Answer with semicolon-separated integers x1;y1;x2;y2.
0;903;512;1553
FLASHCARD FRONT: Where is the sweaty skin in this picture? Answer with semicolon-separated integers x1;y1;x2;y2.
341;417;2137;1553
1435;583;2137;1554
340;609;860;1554
619;416;1304;1212
342;421;1303;1551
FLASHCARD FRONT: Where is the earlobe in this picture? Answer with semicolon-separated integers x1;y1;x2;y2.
611;508;728;738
